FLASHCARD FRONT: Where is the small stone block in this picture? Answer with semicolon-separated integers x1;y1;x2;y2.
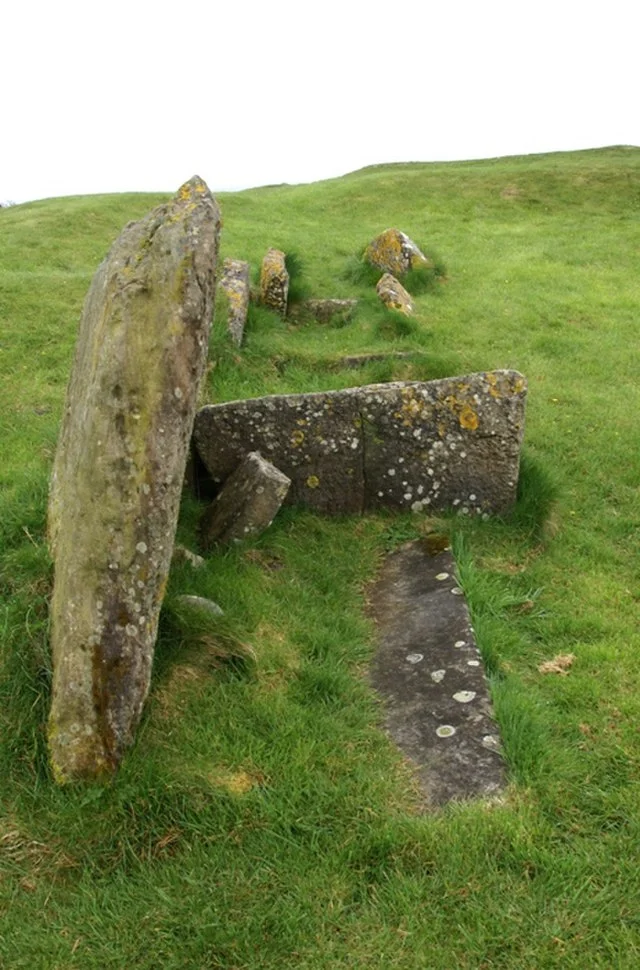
220;258;250;347
376;273;414;315
200;452;291;548
260;249;289;316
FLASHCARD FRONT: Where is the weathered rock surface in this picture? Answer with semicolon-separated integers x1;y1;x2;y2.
364;228;432;277
193;371;527;517
260;248;289;316
219;258;250;347
337;351;417;369
172;544;205;569
291;298;358;325
369;540;505;807
376;273;414;315
47;176;221;783
200;451;291;548
173;594;224;618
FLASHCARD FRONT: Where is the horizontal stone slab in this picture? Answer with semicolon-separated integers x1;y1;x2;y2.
193;371;526;516
368;540;505;807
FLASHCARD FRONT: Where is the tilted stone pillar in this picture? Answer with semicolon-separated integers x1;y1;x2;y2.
47;177;221;782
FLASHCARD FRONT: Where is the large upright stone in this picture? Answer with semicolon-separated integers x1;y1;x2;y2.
220;257;250;347
193;371;527;517
260;248;289;316
47;177;221;782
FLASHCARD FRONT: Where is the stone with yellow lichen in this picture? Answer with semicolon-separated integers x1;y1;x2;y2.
260;248;289;316
219;258;250;347
376;273;415;315
47;176;221;783
193;371;527;519
364;228;432;277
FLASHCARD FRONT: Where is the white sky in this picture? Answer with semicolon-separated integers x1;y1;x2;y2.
2;0;637;204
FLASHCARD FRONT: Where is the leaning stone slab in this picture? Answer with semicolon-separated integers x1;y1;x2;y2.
47;176;221;783
376;273;414;315
369;540;505;807
193;371;526;517
260;248;289;316
291;298;358;325
364;228;432;277
219;258;250;347
200;451;291;548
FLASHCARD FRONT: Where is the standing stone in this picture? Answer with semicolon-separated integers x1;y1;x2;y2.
47;176;221;783
376;273;415;315
260;248;289;316
200;451;291;548
364;228;432;276
219;258;250;347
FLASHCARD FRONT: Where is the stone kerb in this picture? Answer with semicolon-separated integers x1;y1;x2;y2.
47;177;221;783
193;371;527;517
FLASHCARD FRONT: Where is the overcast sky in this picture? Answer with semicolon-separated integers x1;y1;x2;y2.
2;0;637;204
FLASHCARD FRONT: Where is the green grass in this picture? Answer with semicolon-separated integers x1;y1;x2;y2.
2;147;640;967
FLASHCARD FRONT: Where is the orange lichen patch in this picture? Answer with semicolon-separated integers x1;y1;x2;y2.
290;429;305;447
459;406;479;431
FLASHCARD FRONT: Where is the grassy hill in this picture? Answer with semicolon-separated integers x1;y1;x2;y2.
1;147;639;968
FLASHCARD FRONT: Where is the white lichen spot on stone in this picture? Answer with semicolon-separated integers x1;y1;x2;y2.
469;494;477;501
460;451;467;458
435;572;449;581
136;542;148;554
173;387;183;399
453;690;476;703
406;653;424;664
436;725;456;738
467;659;481;667
411;501;423;512
417;484;424;495
454;640;466;648
430;669;446;683
482;734;501;751
451;587;464;595
404;492;412;501
125;624;138;637
388;468;396;476
350;439;359;450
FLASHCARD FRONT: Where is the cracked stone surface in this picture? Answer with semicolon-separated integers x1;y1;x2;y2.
368;540;506;807
193;371;527;517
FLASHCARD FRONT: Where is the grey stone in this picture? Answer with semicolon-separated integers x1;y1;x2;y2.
337;352;417;369
193;371;527;517
220;258;250;347
173;594;224;618
172;545;205;569
200;451;291;548
364;228;432;276
47;176;221;783
291;299;357;325
260;248;288;316
368;540;505;807
376;273;414;315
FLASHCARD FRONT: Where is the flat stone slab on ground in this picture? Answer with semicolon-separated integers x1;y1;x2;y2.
368;540;505;807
